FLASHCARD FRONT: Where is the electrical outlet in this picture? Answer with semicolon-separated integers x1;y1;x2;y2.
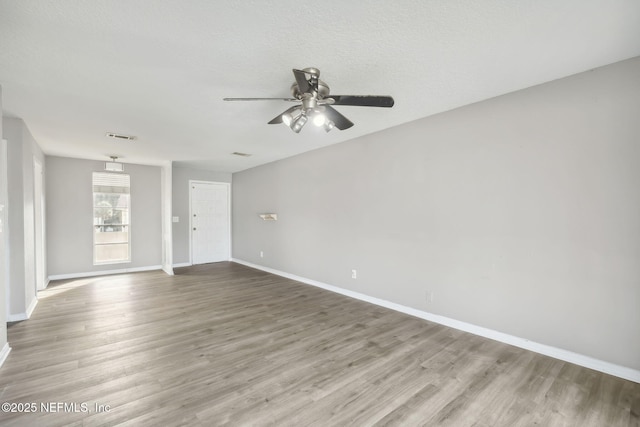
351;269;357;279
260;251;264;258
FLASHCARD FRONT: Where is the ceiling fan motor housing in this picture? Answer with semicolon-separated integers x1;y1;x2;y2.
290;80;330;100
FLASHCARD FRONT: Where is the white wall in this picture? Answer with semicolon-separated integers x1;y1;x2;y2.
171;166;231;265
161;161;173;275
2;117;45;320
46;156;163;277
0;86;9;362
232;57;640;373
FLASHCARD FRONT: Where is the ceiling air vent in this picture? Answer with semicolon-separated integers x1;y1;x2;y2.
232;152;251;157
106;132;136;141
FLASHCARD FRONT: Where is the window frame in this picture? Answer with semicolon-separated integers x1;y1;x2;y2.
92;172;131;265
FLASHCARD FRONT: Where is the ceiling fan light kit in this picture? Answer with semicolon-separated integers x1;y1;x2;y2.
224;67;394;133
291;113;308;133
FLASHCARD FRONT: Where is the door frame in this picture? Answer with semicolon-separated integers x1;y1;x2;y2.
1;139;8;320
188;180;231;265
33;157;46;291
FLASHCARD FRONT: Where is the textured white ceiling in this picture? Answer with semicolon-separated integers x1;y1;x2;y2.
1;1;639;172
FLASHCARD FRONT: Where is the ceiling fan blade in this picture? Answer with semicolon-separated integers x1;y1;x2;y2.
223;97;298;102
268;106;300;124
317;98;335;105
328;95;394;108
324;106;354;130
292;69;311;93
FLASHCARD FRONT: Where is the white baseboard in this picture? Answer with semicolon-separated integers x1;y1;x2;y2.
26;295;38;318
232;258;640;384
172;262;191;268
8;296;39;322
0;343;11;368
8;313;27;322
48;265;163;281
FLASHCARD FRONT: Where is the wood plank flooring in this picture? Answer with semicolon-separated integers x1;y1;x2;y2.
0;262;638;426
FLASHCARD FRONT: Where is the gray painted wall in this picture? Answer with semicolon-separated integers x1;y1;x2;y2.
232;57;640;371
46;156;162;276
172;166;231;265
3;117;44;318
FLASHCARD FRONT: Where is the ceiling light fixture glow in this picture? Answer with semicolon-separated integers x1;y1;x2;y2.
313;113;326;127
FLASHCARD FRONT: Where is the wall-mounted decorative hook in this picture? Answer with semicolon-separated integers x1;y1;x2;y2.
259;213;277;221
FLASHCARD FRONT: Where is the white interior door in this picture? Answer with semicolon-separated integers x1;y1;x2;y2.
190;181;230;264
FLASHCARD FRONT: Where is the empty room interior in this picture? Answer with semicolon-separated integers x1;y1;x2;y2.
0;1;639;425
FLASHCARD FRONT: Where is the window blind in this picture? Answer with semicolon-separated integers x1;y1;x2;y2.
92;172;130;194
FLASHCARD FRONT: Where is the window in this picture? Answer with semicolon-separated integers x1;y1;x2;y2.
93;172;130;264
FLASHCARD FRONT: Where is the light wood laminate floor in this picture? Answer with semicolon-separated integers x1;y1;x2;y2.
0;262;638;426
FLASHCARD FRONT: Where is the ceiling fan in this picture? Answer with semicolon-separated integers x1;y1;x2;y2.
223;67;394;133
